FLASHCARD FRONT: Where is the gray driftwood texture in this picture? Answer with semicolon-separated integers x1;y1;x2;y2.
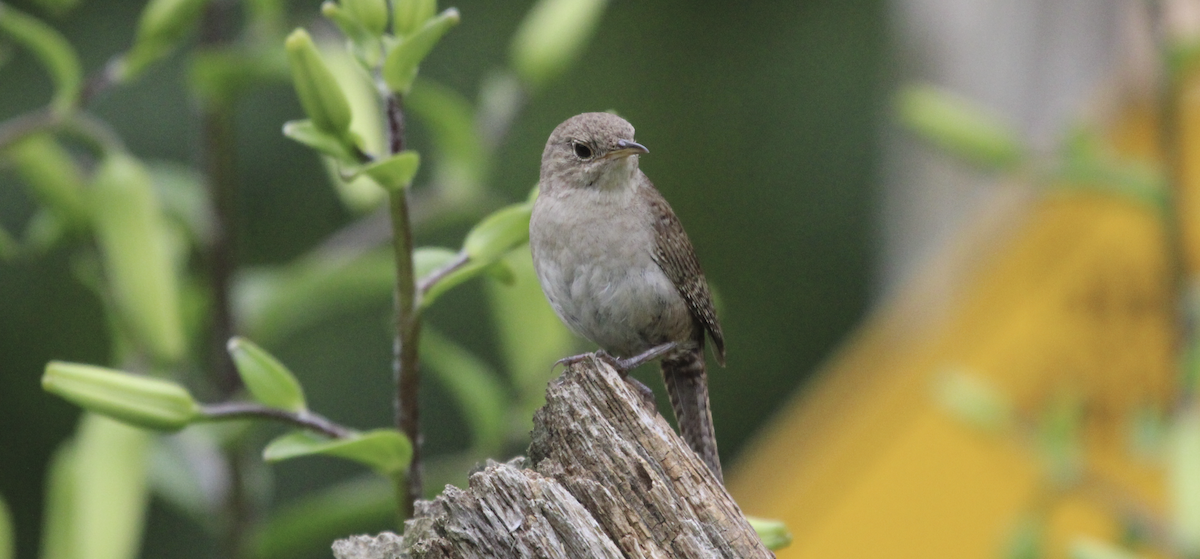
333;356;772;559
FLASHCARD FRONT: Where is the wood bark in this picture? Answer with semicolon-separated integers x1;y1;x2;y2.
333;356;773;559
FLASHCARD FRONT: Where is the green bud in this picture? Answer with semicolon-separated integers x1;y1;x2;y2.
510;0;608;89
341;0;388;36
381;8;460;95
745;516;792;551
353;151;420;191
42;362;201;431
122;0;210;80
227;337;307;412
89;153;186;362
0;4;82;114
286;28;353;137
462;201;532;262
896;84;1026;171
321;1;383;67
393;0;437;37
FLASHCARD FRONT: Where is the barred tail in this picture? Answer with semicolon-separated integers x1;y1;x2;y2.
661;349;723;483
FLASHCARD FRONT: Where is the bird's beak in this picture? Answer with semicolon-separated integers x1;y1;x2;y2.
606;139;649;159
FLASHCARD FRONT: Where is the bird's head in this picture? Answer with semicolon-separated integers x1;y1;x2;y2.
540;112;648;193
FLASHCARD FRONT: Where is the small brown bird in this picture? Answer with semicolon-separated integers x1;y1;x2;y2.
530;112;726;481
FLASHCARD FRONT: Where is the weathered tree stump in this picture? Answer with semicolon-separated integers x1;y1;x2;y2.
333;356;773;559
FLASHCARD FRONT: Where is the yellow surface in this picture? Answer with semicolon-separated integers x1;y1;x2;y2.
729;97;1181;557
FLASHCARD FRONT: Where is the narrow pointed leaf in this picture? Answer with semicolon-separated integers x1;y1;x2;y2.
462;201;532;262
0;4;82;114
352;151;420;191
896;84;1026;171
263;429;412;476
42;361;201;431
381;8;460;95
282;119;356;161
227;337;307;412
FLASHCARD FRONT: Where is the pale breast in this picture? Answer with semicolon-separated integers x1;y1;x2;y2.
530;185;693;357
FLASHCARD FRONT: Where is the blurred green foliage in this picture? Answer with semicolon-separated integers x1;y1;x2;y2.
0;0;883;557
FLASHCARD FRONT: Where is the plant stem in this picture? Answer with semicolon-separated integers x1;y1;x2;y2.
201;402;355;438
202;105;241;395
385;92;423;520
417;252;470;295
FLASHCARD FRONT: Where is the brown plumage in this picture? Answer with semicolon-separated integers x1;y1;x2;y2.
530;112;726;481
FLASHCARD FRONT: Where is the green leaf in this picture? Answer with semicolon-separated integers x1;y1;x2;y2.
351;151;420;192
1068;537;1141;559
896;84;1026;171
286;28;353;136
263;429;412;476
1171;405;1200;556
0;492;12;559
415;246;508;310
73;414;152;559
228;337;307;412
88;152;186;362
932;368;1012;432
121;0;210;80
0;4;82;114
4;133;87;226
246;475;395;559
146;161;216;245
42;361;201;431
235;249;396;346
462;201;532;262
282;119;357;162
381;8;460;95
509;0;608;89
421;329;508;455
745;516;792;551
40;442;75;559
408;79;487;200
392;0;436;36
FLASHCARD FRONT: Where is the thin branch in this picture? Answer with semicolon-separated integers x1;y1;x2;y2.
201;402;355;439
416;251;469;295
385;92;423;521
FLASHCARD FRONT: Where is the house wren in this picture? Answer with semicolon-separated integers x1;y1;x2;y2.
530;112;727;482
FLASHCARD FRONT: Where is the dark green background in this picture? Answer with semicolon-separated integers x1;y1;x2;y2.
0;0;883;557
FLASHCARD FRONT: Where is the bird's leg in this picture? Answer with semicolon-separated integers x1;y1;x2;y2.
553;343;677;410
611;342;678;371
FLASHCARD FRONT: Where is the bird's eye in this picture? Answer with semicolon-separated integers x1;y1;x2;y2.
572;142;594;160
